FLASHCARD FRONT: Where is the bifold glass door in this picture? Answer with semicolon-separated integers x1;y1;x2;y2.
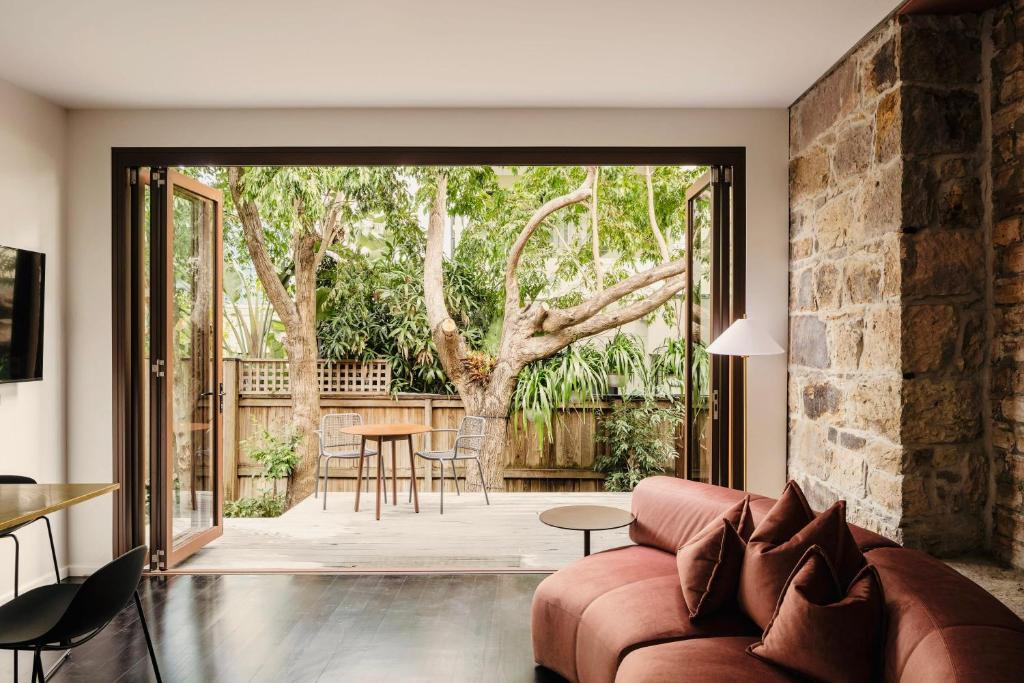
681;166;743;489
146;168;225;568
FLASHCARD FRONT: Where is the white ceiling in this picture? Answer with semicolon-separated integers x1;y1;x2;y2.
0;0;900;109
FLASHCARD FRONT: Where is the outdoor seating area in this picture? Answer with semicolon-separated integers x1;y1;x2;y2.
177;491;632;571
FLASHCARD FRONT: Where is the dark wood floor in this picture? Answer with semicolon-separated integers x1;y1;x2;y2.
49;574;564;683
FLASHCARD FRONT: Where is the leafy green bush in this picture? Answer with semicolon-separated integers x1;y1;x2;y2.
594;399;682;492
224;491;287;518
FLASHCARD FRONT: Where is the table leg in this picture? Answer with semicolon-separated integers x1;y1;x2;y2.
391;438;398;506
354;437;366;512
375;441;382;521
584;530;591;557
407;435;419;513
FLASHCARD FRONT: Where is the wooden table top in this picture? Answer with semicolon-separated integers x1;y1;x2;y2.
539;505;635;532
0;483;119;533
340;423;432;437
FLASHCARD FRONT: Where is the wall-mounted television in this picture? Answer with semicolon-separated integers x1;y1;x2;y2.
0;245;45;383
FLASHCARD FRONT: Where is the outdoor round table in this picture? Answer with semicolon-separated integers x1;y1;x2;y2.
539;505;635;556
340;423;432;520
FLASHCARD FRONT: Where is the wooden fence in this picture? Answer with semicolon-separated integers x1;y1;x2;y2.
223;358;612;500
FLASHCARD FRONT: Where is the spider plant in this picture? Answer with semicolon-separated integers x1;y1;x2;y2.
603;332;649;395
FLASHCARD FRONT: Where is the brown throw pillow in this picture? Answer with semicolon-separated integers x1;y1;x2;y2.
676;496;753;618
747;545;884;683
738;481;865;628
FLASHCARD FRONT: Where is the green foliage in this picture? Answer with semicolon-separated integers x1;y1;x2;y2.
246;426;302;481
511;333;655;447
223;491;287;518
594;399;683;492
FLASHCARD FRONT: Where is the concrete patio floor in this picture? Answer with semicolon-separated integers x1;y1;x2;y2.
176;490;633;571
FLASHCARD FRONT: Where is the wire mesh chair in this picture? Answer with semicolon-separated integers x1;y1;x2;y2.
413;416;490;514
316;413;381;510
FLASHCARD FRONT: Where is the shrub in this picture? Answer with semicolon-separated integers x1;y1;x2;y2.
224;491;287;518
245;425;301;495
594;399;682;492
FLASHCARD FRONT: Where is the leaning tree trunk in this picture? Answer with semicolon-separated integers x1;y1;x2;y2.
285;333;320;505
459;362;519;492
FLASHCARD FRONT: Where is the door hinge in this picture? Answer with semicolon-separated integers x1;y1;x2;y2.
712;389;720;420
723;167;733;185
152;170;165;187
151;359;165;378
151;549;166;569
129;168;138;186
711;166;733;186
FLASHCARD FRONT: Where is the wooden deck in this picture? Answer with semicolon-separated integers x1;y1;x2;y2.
176;491;633;571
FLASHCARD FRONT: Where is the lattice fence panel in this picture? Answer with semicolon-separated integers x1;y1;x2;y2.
239;359;391;395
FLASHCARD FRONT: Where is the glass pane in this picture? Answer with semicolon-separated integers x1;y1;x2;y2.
689;187;712;483
170;186;217;547
142;177;151;534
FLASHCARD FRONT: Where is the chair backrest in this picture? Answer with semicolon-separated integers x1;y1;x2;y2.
320;413;363;451
455;416;486;454
0;475;37;484
41;545;147;644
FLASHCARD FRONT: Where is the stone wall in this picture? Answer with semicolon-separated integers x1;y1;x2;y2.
990;0;1024;567
788;14;989;553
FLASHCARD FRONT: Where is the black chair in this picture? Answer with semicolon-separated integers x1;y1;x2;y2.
0;475;61;595
0;546;162;682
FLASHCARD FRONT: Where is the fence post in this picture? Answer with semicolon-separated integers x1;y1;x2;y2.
222;358;240;502
423;397;433;492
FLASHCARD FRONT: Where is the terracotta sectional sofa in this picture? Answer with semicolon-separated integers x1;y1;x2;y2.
531;477;1024;682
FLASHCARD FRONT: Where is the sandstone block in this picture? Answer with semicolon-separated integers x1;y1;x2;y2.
901;230;984;299
812;261;842;309
844;257;882;304
901;305;957;373
898;16;981;86
873;90;901;163
902;377;981;444
790;146;831;202
828;315;864;370
814;193;855;251
832;120;872;182
802;381;843;420
902;86;982;157
850;376;902;442
790;316;829;369
791;58;860;155
861;306;900;370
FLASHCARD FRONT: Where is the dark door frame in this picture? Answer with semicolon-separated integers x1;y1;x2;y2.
110;146;746;557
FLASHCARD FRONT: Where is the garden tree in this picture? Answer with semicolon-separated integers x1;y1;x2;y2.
227;166;411;503
423;165;698;490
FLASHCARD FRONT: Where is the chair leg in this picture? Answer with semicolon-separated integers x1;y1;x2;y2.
134;590;163;683
380;454;388;504
42;516;60;583
31;649;42;683
475;458;490;505
323;457;337;511
453;463;460;495
439;460;445;515
314;455;321;498
10;534;19;597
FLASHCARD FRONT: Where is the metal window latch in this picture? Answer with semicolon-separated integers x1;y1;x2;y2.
152;170;165;187
129;168;138;185
151;549;166;569
712;389;720;420
219;382;225;413
151;359;165;378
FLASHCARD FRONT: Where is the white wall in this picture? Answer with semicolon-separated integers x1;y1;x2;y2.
65;107;789;571
0;79;67;595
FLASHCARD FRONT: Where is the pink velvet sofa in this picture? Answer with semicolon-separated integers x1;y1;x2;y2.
531;477;1024;682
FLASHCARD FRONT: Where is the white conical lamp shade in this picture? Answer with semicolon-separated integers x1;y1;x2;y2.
706;318;784;357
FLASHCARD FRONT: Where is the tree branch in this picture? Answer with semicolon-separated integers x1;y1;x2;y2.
540;257;686;333
590;167;604;292
645;166;670;262
525;274;687;359
504;166;596;309
228;167;298;329
424;173;471;385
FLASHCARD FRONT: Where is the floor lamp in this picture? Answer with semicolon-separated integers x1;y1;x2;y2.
706;317;785;489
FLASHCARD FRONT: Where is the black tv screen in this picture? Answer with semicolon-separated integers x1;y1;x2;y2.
0;245;45;383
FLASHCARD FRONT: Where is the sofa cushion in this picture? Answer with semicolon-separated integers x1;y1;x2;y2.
676;496;752;618
630;476;769;553
531;545;677;682
615;636;798;683
739;485;865;628
867;546;1024;682
748;545;884;683
576;573;759;683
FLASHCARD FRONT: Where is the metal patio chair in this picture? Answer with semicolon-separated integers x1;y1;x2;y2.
316;413;382;510
413;416;490;514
